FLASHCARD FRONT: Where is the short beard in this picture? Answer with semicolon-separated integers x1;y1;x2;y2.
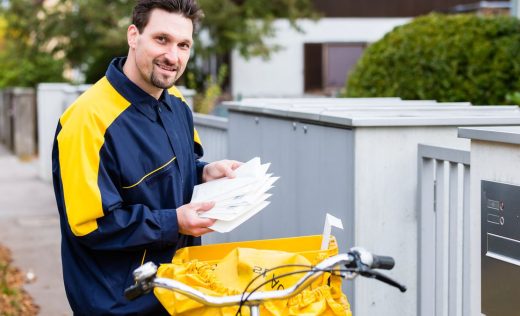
150;70;176;90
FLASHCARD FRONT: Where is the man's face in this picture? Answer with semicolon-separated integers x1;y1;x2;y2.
128;9;193;93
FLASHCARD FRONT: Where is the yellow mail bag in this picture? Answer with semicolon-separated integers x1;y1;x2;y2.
154;235;352;316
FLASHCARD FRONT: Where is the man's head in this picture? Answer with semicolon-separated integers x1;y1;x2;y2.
132;0;203;33
123;0;203;98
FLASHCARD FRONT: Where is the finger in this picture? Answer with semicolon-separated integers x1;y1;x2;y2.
199;227;215;235
230;160;242;170
221;164;236;179
194;217;216;227
192;227;214;237
193;201;215;212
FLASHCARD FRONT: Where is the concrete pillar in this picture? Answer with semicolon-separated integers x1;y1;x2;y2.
37;83;90;181
0;90;4;145
2;89;14;150
12;88;36;159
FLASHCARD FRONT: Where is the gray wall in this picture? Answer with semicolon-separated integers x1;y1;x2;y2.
193;113;228;163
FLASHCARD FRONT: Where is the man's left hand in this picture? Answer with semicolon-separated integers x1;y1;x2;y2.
202;160;242;182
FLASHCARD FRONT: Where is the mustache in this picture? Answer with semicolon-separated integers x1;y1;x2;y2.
153;58;178;71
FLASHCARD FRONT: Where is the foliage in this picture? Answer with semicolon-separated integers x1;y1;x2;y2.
0;244;38;315
0;16;5;50
0;0;65;87
0;45;65;88
506;92;520;105
42;0;132;83
344;14;520;105
196;0;318;59
0;0;317;108
39;0;317;84
193;64;228;114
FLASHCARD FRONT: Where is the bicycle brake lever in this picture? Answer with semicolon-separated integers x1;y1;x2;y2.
124;262;158;300
359;269;407;293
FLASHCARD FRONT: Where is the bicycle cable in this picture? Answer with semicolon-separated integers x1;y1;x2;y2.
236;264;313;316
235;267;351;316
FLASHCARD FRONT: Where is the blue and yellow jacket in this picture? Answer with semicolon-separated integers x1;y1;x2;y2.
52;57;206;315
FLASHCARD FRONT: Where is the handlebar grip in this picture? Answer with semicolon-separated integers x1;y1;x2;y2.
371;255;395;270
124;284;144;301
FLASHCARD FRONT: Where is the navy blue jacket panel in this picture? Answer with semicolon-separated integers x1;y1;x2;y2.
52;57;206;315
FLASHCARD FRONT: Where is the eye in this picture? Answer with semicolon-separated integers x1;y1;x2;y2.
179;42;191;50
156;36;167;44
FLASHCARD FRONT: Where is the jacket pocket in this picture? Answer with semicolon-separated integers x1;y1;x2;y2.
122;156;176;190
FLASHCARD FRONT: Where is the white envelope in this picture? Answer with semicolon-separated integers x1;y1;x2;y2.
191;177;258;203
210;201;271;233
206;175;277;205
191;157;277;233
200;193;272;220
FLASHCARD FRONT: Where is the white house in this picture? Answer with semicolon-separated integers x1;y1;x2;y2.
230;0;511;98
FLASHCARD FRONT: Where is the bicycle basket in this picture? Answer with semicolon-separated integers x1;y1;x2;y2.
155;235;352;316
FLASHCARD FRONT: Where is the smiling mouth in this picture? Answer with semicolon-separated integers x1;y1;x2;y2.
155;63;177;73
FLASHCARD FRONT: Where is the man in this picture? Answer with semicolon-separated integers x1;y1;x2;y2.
52;0;239;314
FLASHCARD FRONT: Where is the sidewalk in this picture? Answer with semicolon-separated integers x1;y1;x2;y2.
0;145;71;315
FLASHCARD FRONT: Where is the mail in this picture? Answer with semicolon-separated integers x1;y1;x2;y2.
191;157;278;233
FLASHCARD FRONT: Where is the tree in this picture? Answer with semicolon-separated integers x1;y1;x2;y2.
0;0;65;87
0;0;318;108
40;0;318;111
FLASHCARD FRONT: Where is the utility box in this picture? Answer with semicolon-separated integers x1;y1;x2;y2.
459;126;520;316
218;99;520;316
481;181;520;316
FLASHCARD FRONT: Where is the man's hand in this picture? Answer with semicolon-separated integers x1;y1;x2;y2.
177;202;216;237
202;160;242;182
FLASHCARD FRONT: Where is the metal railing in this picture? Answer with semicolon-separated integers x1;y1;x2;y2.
417;144;471;316
193;113;228;163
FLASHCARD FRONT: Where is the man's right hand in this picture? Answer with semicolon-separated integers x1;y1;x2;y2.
177;201;216;237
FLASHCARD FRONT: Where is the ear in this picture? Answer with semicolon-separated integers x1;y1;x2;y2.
127;24;139;49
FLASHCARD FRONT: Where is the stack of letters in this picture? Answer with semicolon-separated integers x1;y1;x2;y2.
191;157;278;233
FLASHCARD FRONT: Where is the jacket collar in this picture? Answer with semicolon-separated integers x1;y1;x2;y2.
106;57;173;121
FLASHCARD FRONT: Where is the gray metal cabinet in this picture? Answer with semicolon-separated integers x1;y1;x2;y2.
221;112;355;251
217;99;520;316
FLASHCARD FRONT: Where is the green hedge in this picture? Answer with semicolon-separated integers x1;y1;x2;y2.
344;14;520;105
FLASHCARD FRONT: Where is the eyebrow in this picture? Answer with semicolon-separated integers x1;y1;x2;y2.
154;32;193;45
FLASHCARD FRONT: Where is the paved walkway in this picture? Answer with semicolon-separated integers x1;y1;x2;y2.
0;145;71;315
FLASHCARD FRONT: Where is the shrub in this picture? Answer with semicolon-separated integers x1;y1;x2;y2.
344;14;520;105
506;91;520;105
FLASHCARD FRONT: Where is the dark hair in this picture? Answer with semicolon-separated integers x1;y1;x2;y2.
132;0;204;33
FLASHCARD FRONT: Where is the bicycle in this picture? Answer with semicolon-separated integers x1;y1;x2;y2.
125;246;406;315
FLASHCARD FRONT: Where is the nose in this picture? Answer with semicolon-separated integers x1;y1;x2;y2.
164;46;179;63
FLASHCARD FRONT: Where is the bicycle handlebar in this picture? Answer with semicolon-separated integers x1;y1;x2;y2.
124;247;406;305
372;255;395;270
347;247;395;270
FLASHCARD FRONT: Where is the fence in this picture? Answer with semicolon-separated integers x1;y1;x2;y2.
418;143;471;316
0;88;37;158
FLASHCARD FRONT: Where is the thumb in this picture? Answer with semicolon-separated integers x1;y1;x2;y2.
231;160;242;170
223;165;236;179
194;201;215;212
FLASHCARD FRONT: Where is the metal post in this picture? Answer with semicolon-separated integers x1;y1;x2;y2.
249;305;260;316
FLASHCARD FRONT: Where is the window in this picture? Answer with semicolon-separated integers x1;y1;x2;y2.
304;42;366;94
